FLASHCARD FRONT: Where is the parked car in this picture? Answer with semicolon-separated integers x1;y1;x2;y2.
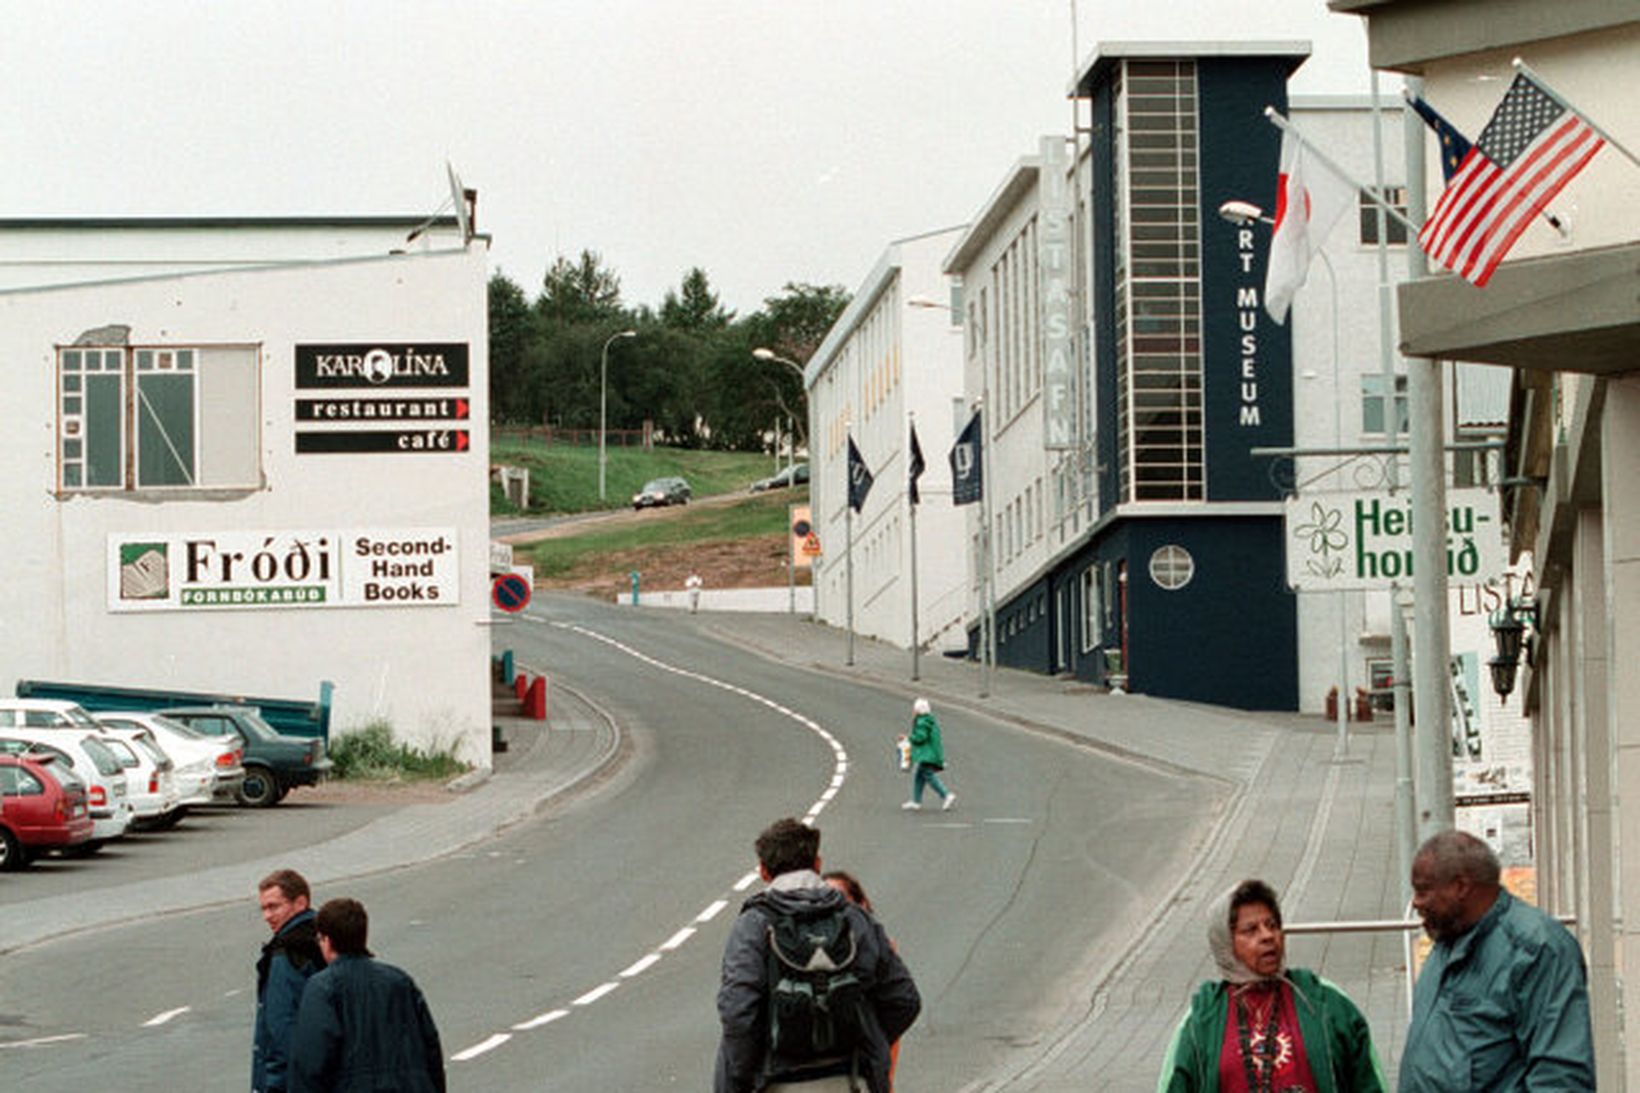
0;697;109;732
749;462;809;492
632;476;691;509
0;729;131;849
96;711;245;809
158;706;332;807
96;726;182;831
0;753;94;869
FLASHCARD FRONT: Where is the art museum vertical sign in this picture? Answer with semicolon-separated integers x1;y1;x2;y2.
293;343;472;453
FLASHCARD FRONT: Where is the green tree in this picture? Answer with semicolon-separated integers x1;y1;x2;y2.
538;250;624;326
488;272;533;423
660;267;733;331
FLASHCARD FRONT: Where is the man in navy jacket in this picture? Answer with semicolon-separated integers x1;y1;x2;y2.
254;869;323;1093
289;898;445;1093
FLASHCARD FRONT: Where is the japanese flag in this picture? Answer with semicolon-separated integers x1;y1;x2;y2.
1264;129;1354;325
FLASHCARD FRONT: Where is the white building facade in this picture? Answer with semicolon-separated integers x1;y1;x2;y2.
807;226;971;655
0;217;494;766
1338;2;1640;1081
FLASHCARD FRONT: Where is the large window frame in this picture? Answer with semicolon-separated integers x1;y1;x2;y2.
1114;60;1204;503
57;343;262;495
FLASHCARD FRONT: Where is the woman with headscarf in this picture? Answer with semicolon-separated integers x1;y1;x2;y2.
902;698;954;811
1157;879;1386;1092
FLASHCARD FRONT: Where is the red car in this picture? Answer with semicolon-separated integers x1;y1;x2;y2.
0;753;94;869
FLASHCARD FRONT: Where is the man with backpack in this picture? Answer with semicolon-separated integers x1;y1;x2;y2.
715;817;921;1092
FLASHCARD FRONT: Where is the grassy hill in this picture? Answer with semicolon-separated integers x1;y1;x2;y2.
492;431;789;514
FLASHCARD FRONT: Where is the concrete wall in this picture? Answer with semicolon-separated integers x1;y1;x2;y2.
0;248;493;765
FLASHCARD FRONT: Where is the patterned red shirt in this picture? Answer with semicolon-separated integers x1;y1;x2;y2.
1217;982;1319;1092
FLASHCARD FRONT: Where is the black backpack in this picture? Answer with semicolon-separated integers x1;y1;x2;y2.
763;902;868;1072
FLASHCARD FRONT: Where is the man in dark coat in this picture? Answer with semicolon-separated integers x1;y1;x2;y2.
715;817;921;1092
254;868;324;1093
289;897;445;1093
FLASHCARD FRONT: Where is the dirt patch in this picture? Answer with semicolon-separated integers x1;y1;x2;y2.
508;496;812;600
297;779;457;805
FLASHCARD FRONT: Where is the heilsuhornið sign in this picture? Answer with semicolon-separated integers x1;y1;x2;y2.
1283;488;1503;592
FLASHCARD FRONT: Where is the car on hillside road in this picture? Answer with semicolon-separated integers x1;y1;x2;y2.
96;711;245;810
749;462;809;492
632;476;691;509
158;706;331;807
0;753;94;869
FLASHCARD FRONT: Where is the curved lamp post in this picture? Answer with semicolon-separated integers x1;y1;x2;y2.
599;329;637;502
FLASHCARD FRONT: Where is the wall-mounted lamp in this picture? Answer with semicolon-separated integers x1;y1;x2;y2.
1487;597;1537;701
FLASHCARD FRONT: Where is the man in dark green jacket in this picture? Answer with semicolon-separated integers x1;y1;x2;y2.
289;898;445;1093
1400;830;1594;1090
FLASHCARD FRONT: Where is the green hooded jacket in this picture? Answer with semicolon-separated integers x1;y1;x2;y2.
907;712;944;769
1156;967;1387;1093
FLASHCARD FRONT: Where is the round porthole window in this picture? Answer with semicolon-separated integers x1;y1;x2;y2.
1149;544;1195;591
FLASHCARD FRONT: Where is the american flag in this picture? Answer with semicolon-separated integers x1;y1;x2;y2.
1419;72;1604;286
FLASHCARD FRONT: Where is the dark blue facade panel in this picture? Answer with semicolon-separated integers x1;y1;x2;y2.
996;577;1052;671
1197;59;1296;501
1120;517;1297;710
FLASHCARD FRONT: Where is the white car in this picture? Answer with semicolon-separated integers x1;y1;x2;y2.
96;711;245;808
97;726;181;830
0;727;132;847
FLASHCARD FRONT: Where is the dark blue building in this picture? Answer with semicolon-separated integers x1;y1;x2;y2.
984;43;1306;711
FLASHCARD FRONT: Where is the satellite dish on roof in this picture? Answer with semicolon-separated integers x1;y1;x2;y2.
447;161;472;244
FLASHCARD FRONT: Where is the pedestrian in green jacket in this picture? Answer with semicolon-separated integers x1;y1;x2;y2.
901;698;954;812
1400;830;1594;1090
1157;879;1386;1092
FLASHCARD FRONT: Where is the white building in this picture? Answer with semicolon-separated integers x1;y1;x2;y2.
807;226;971;655
1338;1;1640;1081
0;214;495;766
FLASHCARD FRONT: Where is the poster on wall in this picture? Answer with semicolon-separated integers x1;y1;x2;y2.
1450;558;1537;871
108;529;460;611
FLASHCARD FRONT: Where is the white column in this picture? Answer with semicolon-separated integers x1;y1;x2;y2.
1602;374;1640;1087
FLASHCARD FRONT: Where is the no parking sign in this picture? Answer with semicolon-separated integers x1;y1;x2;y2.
491;572;532;612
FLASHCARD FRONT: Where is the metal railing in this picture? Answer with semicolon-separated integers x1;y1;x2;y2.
1286;910;1576;1013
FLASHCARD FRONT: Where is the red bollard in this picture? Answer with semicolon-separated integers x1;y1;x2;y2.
515;673;529;701
526;676;547;720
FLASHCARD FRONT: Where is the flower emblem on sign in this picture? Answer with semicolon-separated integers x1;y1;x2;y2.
1293;500;1347;579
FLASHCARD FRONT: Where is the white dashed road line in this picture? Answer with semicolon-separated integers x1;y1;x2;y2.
447;621;852;1066
143;1008;190;1028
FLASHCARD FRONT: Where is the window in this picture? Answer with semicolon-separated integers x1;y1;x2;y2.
1149;544;1195;590
1359;187;1408;245
0;766;44;796
1082;567;1103;652
1361;374;1409;435
58;344;261;493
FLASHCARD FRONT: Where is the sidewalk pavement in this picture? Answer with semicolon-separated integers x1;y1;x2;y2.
698;611;1413;1090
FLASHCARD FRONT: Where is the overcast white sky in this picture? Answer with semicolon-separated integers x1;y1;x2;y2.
2;2;1373;314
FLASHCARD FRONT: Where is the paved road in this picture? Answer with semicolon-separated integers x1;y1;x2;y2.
0;594;1227;1091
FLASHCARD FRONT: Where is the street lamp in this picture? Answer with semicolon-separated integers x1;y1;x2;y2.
752;346;804;377
600;329;637;503
1219;199;1350;754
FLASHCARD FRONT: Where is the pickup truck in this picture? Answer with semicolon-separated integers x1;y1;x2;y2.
157;706;332;807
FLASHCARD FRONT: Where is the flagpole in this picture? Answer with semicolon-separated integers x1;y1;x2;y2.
1264;107;1424;239
846;476;855;667
1513;58;1640;169
908;413;921;682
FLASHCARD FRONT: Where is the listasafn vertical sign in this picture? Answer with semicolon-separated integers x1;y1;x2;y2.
1039;135;1076;451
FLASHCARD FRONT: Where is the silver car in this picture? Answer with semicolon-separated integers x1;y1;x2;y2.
96;711;246;809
